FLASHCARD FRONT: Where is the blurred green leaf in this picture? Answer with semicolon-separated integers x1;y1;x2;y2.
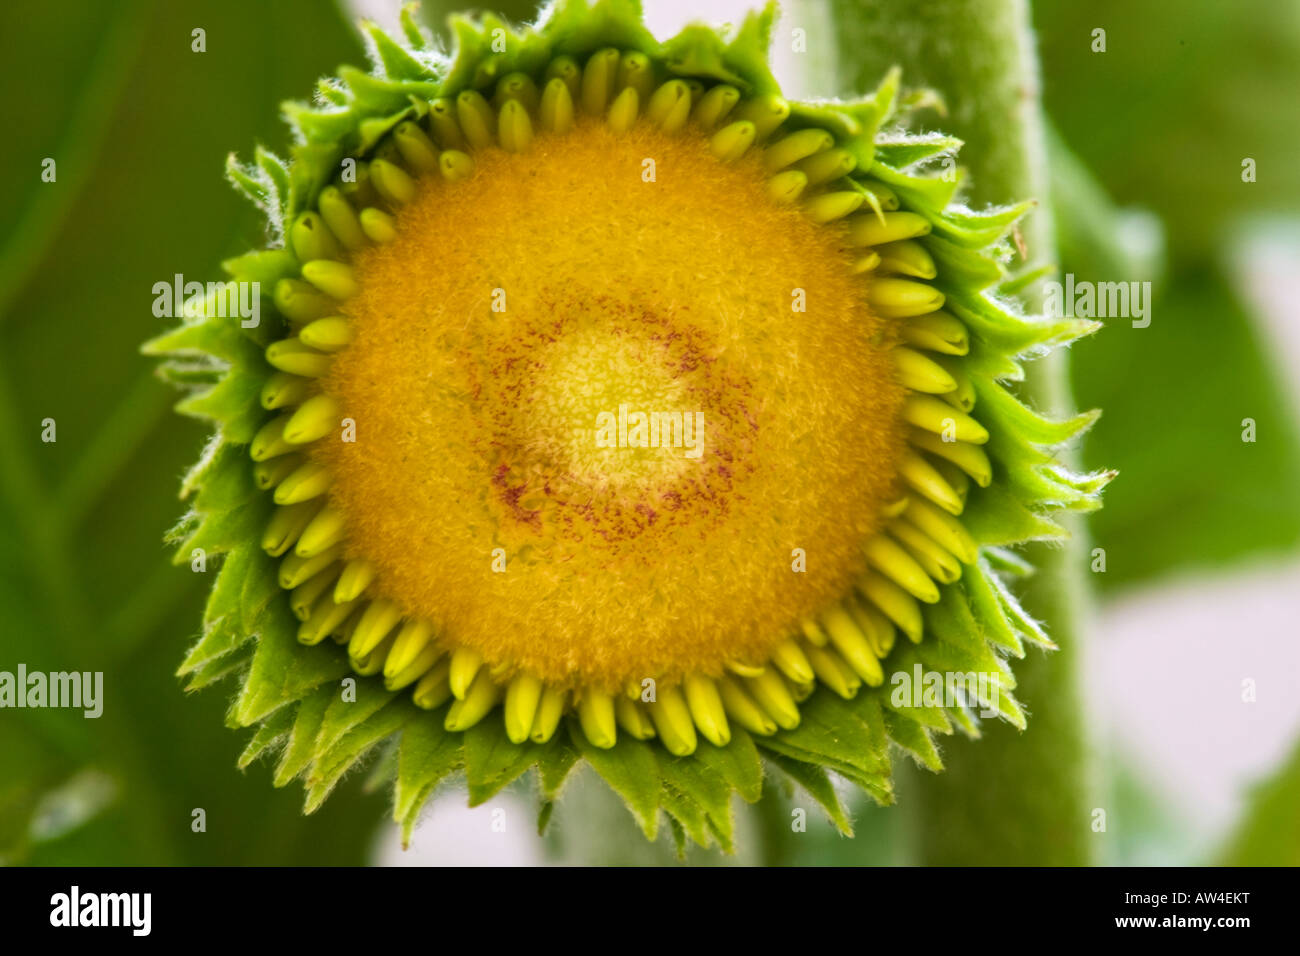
1098;759;1196;866
1048;124;1165;286
0;0;392;864
1049;127;1300;588
1069;265;1300;587
1036;0;1300;259
1220;738;1300;865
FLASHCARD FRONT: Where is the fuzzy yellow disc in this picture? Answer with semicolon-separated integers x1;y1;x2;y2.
313;119;907;692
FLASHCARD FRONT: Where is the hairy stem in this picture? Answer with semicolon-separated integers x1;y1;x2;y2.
800;0;1097;864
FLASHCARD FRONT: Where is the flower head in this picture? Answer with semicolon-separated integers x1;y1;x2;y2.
145;0;1107;850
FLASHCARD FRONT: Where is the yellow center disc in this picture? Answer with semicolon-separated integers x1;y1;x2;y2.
313;120;908;692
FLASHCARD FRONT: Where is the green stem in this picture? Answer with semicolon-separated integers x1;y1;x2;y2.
803;0;1097;864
